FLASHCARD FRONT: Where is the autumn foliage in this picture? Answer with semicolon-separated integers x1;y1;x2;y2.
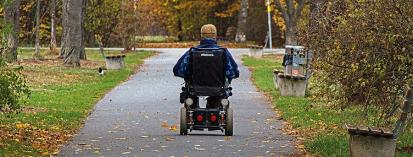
304;0;413;122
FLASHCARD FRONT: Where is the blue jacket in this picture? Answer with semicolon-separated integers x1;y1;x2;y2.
173;38;240;82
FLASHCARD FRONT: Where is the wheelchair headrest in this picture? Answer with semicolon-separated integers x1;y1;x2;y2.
188;47;226;95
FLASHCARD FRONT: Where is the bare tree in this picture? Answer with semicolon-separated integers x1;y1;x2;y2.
235;0;248;42
34;0;42;60
274;0;307;45
61;0;85;67
50;0;57;54
3;0;21;62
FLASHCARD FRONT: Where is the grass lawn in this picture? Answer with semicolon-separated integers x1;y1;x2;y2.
242;55;413;157
0;49;155;156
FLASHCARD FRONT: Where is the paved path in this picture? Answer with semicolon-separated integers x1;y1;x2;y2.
59;48;297;157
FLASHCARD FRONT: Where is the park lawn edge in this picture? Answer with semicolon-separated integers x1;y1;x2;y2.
0;50;156;156
241;55;413;157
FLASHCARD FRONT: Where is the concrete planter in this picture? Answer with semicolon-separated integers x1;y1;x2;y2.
347;126;396;157
248;45;263;58
276;73;306;97
105;55;126;70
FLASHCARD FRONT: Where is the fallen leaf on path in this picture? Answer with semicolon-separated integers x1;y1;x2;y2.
115;137;127;140
78;143;87;146
169;125;177;131
194;147;206;151
161;121;169;128
165;137;175;141
121;152;131;155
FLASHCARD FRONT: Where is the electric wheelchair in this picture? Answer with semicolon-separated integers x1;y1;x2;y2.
179;47;234;136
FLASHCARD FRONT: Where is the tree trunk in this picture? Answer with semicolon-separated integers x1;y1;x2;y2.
79;0;86;60
285;22;297;45
61;0;84;67
235;0;248;42
50;0;57;54
3;0;21;62
393;87;413;138
274;0;307;46
34;0;42;60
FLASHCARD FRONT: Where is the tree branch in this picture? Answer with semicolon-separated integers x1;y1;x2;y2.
294;0;307;20
286;0;294;17
274;0;288;20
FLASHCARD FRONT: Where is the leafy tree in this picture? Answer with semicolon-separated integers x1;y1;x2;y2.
161;0;239;41
305;0;413;125
85;0;121;47
3;0;20;62
0;2;30;112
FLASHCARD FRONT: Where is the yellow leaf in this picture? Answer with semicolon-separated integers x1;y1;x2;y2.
169;125;177;132
16;123;26;129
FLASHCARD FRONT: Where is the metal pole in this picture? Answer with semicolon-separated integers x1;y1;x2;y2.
134;0;137;51
267;0;273;50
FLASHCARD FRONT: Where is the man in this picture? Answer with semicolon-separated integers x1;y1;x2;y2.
173;24;239;108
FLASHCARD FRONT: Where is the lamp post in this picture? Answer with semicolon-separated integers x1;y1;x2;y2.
267;0;273;50
133;0;137;51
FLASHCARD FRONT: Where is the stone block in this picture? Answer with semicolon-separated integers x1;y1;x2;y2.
276;73;306;97
248;45;263;58
105;55;126;70
349;135;396;157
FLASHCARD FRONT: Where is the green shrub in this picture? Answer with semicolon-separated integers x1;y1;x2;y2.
0;59;30;112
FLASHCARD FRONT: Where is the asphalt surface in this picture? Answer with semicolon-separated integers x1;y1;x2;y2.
59;48;297;157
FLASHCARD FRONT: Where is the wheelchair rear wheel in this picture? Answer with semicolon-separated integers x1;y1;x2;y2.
225;108;233;136
180;107;188;135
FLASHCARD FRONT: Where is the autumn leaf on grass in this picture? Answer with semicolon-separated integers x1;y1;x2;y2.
16;123;28;129
169;125;177;132
297;144;305;149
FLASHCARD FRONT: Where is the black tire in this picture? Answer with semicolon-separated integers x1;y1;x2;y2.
225;108;233;136
180;107;188;135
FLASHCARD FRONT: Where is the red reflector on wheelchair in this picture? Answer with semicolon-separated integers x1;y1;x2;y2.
196;115;204;122
210;114;217;122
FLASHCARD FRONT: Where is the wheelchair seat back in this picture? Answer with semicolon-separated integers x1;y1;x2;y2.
189;48;226;96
